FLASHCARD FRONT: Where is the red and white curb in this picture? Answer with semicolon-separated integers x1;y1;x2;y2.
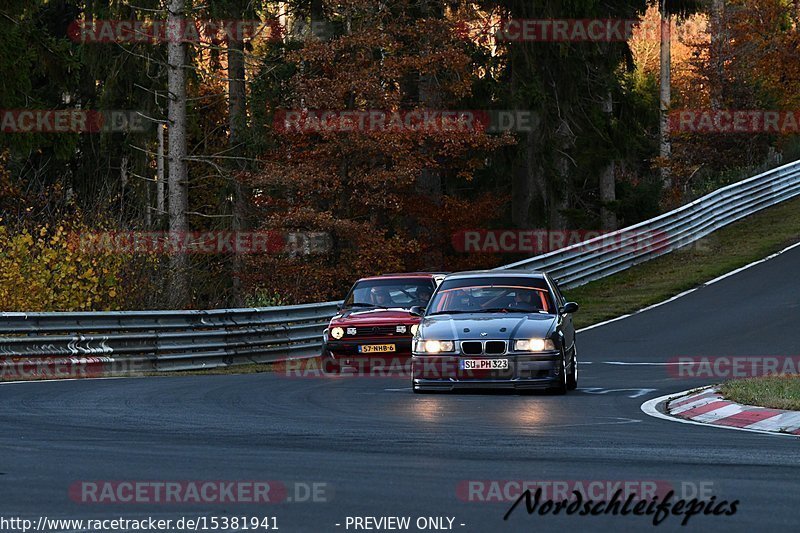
641;386;800;438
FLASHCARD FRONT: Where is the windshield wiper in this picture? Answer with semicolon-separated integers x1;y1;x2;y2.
345;303;388;309
427;310;474;315
474;307;516;313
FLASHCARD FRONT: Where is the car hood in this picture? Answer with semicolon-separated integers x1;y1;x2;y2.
330;308;420;326
419;313;556;341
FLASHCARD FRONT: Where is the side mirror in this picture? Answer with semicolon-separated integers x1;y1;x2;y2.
561;302;579;314
409;305;425;317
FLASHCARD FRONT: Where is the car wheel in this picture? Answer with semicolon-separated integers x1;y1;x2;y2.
548;354;568;395
567;352;578;391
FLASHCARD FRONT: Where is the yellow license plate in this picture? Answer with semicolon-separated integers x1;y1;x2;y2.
358;344;396;353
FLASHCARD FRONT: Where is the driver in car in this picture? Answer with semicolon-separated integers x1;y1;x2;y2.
370;286;393;307
507;289;540;311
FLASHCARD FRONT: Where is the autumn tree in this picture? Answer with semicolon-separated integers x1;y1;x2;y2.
244;0;511;302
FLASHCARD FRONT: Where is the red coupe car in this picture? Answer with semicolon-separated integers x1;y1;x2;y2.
322;273;446;374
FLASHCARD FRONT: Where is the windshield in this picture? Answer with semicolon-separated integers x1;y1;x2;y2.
343;279;435;309
427;278;554;315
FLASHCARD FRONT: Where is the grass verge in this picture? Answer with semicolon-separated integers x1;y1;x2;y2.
719;375;800;411
566;195;800;329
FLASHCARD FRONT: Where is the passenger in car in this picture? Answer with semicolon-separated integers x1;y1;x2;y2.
416;286;433;306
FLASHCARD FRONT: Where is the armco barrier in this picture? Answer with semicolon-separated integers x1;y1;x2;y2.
0;304;339;376
2;159;800;375
497;160;800;287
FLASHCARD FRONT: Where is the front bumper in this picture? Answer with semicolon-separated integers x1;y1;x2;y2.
324;338;413;370
411;352;562;390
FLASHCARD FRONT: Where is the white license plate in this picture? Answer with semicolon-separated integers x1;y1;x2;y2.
460;359;509;370
358;344;396;353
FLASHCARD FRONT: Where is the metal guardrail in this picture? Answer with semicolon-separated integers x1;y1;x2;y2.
2;159;800;376
0;303;340;375
496;159;800;288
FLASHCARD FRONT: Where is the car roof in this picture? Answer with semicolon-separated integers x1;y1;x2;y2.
442;270;547;280
356;273;443;282
379;272;449;277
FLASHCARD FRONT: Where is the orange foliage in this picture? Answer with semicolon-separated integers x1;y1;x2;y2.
245;2;513;302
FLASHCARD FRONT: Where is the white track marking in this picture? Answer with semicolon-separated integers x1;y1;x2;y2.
0;376;125;386
692;404;744;423
601;361;684;366
670;396;724;415
579;387;657;398
640;388;799;438
745;412;800;432
577;240;800;334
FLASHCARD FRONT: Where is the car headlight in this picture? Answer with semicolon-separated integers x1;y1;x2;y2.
331;327;344;340
410;324;419;336
414;339;455;353
514;338;555;352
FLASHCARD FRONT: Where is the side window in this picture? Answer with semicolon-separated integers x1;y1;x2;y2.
553;281;566;306
546;275;566;307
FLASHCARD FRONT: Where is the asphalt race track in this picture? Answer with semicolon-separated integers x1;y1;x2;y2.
1;246;799;533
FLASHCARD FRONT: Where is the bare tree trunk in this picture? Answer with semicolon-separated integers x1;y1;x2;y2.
167;0;189;307
156;123;165;224
659;1;672;188
415;73;444;268
510;49;544;230
145;180;152;228
600;91;617;231
549;117;573;230
416;76;442;203
599;163;617;230
511;130;537;228
120;154;128;208
228;32;247;306
710;0;725;109
415;2;444;205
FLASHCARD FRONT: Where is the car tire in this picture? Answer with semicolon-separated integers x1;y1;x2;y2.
566;352;578;391
548;354;568;395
